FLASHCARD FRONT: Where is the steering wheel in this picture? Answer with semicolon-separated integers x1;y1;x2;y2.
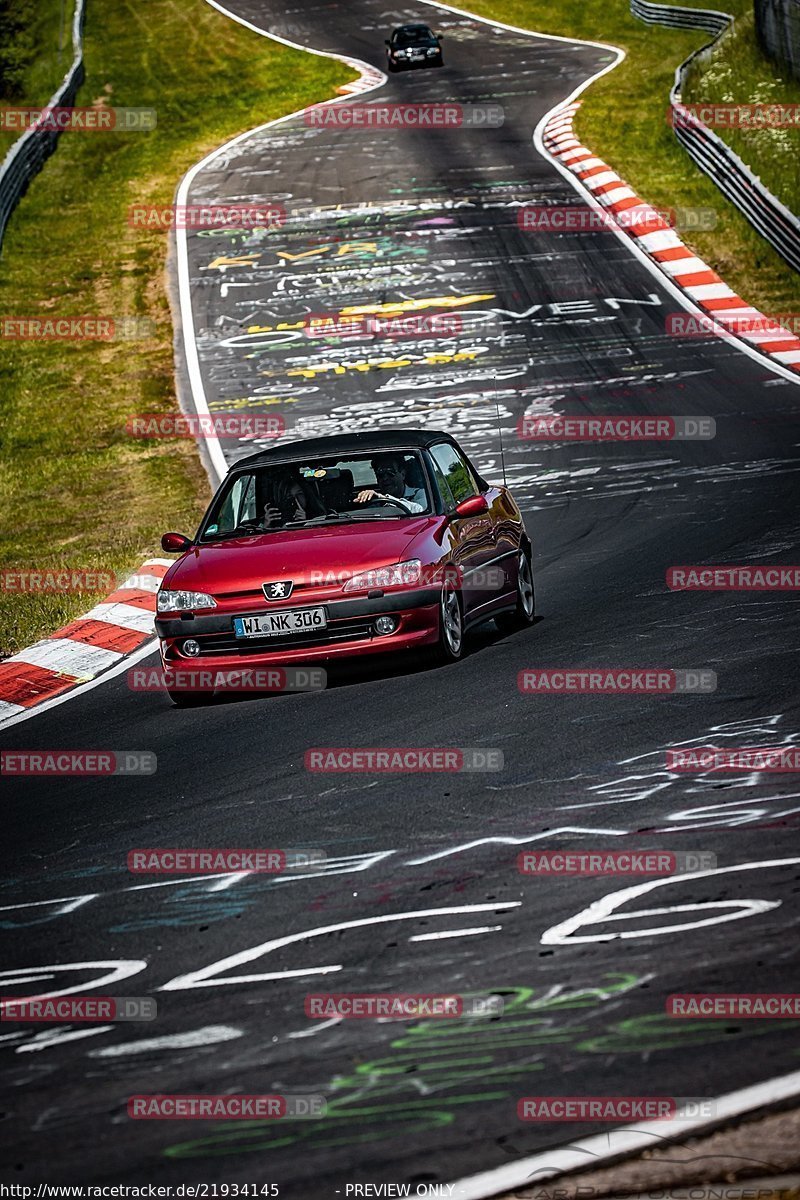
360;496;415;514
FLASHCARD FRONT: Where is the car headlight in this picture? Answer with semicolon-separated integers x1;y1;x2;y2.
394;48;407;56
426;47;439;55
157;589;217;613
343;559;422;593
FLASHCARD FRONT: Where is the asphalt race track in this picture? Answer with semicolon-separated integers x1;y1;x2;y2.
3;1;800;1194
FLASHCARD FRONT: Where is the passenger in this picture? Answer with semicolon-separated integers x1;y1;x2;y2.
260;467;328;528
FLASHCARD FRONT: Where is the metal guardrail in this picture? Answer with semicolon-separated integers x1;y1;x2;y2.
0;0;86;253
630;0;730;35
631;0;800;274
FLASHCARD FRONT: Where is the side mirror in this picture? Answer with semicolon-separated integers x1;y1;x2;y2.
437;32;444;39
454;495;489;518
161;531;192;553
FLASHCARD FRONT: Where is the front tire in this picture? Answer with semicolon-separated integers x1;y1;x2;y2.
435;577;464;662
496;547;535;633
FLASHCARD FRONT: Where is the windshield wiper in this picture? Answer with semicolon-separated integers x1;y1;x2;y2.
282;514;353;528
202;510;417;539
202;527;262;542
345;512;410;521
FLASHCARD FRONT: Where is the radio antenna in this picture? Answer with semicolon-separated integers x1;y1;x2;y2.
494;373;508;488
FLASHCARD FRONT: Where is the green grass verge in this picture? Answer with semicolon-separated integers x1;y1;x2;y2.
0;0;354;657
683;11;800;220
0;0;78;159
465;0;800;314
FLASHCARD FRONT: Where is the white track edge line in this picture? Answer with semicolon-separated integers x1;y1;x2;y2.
175;0;388;489
423;0;800;385
7;0;795;742
447;1066;800;1200
0;8;386;732
534;149;800;386
411;6;800;1197
0;638;159;732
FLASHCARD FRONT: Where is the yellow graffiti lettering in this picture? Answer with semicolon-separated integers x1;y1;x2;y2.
340;293;494;316
424;351;480;364
204;255;260;270
286;352;485;380
288;363;348;379
243;321;306;333
277;246;333;261
335;241;379;257
208;396;298;410
208;397;251;411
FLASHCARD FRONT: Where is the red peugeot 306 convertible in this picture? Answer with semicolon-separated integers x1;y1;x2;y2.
156;429;535;704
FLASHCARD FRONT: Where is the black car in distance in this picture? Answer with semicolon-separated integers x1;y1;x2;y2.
385;23;444;70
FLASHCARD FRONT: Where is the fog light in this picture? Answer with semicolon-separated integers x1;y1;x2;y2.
374;616;398;636
182;639;201;657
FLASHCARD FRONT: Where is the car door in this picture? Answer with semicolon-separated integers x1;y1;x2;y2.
428;442;499;620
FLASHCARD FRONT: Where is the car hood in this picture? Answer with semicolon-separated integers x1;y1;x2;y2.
163;517;439;595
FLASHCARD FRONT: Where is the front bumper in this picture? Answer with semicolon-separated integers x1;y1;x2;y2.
156;588;440;669
390;55;440;67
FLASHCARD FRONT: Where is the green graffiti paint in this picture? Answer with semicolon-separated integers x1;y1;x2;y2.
163;974;800;1159
163;975;641;1159
577;1011;800;1053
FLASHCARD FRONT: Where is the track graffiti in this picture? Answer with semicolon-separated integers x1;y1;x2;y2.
160;975;800;1158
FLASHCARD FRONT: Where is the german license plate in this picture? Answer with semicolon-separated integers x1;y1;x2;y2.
234;608;327;638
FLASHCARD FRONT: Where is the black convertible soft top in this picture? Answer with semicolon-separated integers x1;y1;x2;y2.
233;428;490;488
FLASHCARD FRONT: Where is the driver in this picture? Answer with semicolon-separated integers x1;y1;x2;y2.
356;454;426;513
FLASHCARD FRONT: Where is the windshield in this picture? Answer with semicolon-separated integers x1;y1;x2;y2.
394;28;436;45
200;450;433;542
